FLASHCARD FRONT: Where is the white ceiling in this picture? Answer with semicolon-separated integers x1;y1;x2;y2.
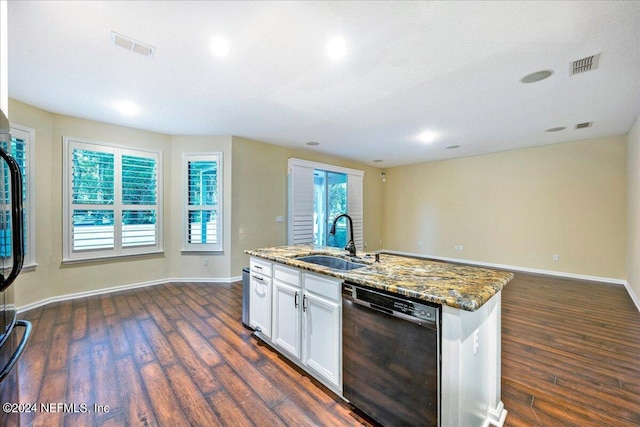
7;1;640;167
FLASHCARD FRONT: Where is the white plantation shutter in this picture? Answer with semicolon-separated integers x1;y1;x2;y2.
288;162;314;245
70;144;116;252
347;172;364;251
1;124;35;267
63;137;162;261
121;150;158;248
183;153;222;251
287;158;364;249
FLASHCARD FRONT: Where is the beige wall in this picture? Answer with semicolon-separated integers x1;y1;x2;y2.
7;98;634;307
9;100;176;307
10;100;174;307
7;100;383;307
230;136;384;275
384;136;627;279
627;115;640;300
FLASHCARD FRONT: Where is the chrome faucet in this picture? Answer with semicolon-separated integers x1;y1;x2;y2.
329;213;356;257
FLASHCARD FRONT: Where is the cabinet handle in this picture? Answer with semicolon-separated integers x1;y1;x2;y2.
294;292;299;308
302;295;308;312
254;265;263;270
252;275;264;282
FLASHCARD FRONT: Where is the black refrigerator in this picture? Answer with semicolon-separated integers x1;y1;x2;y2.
0;108;31;427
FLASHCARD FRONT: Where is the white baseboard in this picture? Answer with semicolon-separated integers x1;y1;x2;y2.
623;280;640;313
484;401;507;427
17;276;242;313
18;253;639;315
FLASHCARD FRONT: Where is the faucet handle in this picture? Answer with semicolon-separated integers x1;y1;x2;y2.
344;240;357;257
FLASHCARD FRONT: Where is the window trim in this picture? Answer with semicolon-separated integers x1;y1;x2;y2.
6;123;36;269
62;136;163;262
182;152;223;252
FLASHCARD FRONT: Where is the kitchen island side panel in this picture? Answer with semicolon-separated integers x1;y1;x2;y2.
441;292;505;427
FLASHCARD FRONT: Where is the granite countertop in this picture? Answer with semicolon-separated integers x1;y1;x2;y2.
245;245;514;312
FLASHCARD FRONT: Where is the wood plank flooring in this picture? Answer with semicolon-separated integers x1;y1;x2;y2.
12;272;640;426
16;282;373;427
502;274;640;426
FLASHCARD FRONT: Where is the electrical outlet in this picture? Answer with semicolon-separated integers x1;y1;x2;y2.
203;257;209;266
473;330;479;356
276;216;284;223
454;245;463;251
552;254;559;261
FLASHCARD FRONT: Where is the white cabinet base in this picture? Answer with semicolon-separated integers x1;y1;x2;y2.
255;262;342;395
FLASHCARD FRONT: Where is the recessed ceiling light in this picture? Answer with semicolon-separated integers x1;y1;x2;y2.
306;141;320;146
417;131;438;144
520;70;554;84
115;100;139;116
327;37;347;60
446;145;460;150
546;127;566;132
372;159;383;163
209;37;231;58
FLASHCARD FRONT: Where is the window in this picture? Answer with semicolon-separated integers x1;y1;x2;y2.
183;153;222;252
288;158;363;250
313;170;347;248
0;124;35;268
63;138;162;261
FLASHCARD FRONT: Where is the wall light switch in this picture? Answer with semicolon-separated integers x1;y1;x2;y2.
276;216;284;223
553;254;559;261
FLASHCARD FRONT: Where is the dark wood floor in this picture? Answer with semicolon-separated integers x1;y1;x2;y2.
501;274;640;426
13;272;640;426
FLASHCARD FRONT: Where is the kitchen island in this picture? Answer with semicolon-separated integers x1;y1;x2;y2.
245;245;514;427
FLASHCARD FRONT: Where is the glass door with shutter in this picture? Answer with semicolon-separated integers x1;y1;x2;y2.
313;170;347;248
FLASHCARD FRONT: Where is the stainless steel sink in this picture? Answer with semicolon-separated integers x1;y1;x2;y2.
295;255;368;271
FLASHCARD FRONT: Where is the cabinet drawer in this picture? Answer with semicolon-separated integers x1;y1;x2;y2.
250;257;272;277
304;273;341;302
274;264;301;287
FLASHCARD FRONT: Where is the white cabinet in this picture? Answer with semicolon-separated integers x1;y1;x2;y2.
303;291;341;386
249;257;272;338
272;265;302;358
270;264;342;391
302;273;341;388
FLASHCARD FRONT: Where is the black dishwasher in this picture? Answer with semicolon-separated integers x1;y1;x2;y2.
342;282;440;427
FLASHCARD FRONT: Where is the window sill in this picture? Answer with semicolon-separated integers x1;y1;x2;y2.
22;262;38;272
181;250;224;256
62;251;165;266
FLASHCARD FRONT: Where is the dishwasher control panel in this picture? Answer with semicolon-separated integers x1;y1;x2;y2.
343;283;438;324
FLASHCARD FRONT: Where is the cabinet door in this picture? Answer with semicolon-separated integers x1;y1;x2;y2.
249;274;272;338
272;280;301;358
303;292;341;389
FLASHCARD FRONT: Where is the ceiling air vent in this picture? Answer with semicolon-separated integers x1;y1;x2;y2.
571;53;600;76
575;121;593;129
111;31;155;57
